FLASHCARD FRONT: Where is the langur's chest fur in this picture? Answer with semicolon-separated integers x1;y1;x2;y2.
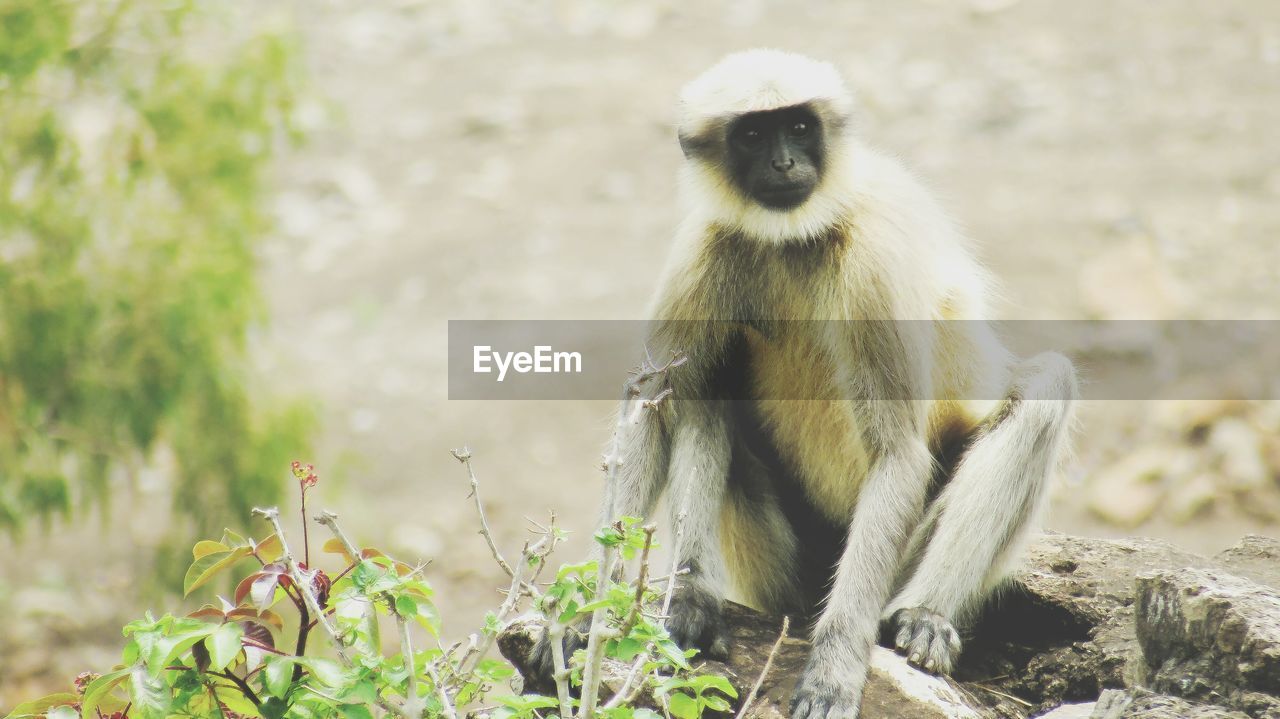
710;228;873;522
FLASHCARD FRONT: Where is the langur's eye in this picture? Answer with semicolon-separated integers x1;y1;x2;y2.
741;129;763;145
789;122;810;137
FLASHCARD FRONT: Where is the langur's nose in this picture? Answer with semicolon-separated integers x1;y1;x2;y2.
772;157;796;172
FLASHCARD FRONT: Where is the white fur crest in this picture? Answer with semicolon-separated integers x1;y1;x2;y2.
678;49;853;136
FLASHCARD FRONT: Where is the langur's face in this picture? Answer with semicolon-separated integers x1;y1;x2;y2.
726;106;825;211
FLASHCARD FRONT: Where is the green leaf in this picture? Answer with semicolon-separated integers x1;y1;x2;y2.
414;599;441;636
294;657;348;688
495;695;560;711
2;692;78;719
667;693;699;719
129;665;170;719
703;696;732;712
608;637;645;661
80;667;133;718
475;658;515;681
192;539;230;560
149;626;217;676
46;707;77;719
261;697;289;719
183;545;253;596
394;594;417;618
208;621;244;671
338;705;375;719
215;685;263;718
687;674;737;698
654;639;692;670
556;561;596;580
262;655;293;699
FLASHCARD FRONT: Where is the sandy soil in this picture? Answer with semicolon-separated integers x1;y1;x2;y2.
4;0;1280;707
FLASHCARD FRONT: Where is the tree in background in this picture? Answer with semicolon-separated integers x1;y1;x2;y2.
0;1;313;540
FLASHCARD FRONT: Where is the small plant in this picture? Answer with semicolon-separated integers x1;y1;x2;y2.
4;455;740;719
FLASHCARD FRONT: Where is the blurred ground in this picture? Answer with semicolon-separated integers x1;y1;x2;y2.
4;0;1280;707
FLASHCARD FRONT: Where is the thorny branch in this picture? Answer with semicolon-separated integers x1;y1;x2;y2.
620;525;657;637
460;540;531;677
577;545;620;719
543;596;574;719
398;609;426;719
451;447;515;578
316;510;382;656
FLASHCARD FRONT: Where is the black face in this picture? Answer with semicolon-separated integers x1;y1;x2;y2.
726;107;824;210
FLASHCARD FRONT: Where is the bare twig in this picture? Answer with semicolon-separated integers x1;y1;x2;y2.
525;511;562;589
577;546;620;719
397;613;426;719
425;661;458;719
620;525;657;636
968;683;1033;708
459;541;532;676
451;447;515;578
315;510;381;655
543;596;574;719
315;510;359;557
734;616;790;719
661;483;693;624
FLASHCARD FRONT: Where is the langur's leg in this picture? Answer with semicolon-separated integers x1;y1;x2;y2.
664;399;733;659
883;352;1077;674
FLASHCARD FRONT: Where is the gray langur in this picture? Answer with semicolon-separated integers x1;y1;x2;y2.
533;49;1077;719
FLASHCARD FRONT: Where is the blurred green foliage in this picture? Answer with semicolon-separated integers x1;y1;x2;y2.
0;1;314;538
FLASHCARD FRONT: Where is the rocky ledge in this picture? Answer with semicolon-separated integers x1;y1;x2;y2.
498;533;1280;718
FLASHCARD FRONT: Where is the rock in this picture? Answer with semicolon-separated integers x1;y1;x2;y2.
498;534;1280;719
958;534;1212;715
1091;688;1249;718
1152;399;1247;437
862;649;987;718
1135;569;1280;717
1165;472;1218;523
498;604;992;719
1209;418;1270;492
1033;702;1095;718
1216;535;1280;589
1086;447;1182;527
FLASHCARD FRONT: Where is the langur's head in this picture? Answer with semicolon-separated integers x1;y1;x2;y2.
676;50;856;243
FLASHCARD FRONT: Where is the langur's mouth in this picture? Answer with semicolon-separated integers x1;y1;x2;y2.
756;186;813;210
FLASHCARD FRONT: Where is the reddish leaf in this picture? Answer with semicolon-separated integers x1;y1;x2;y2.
233;572;261;606
188;605;227;622
310;568;331;607
250;572;283;612
192;640;211;672
227;606;285;631
241;621;276;651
